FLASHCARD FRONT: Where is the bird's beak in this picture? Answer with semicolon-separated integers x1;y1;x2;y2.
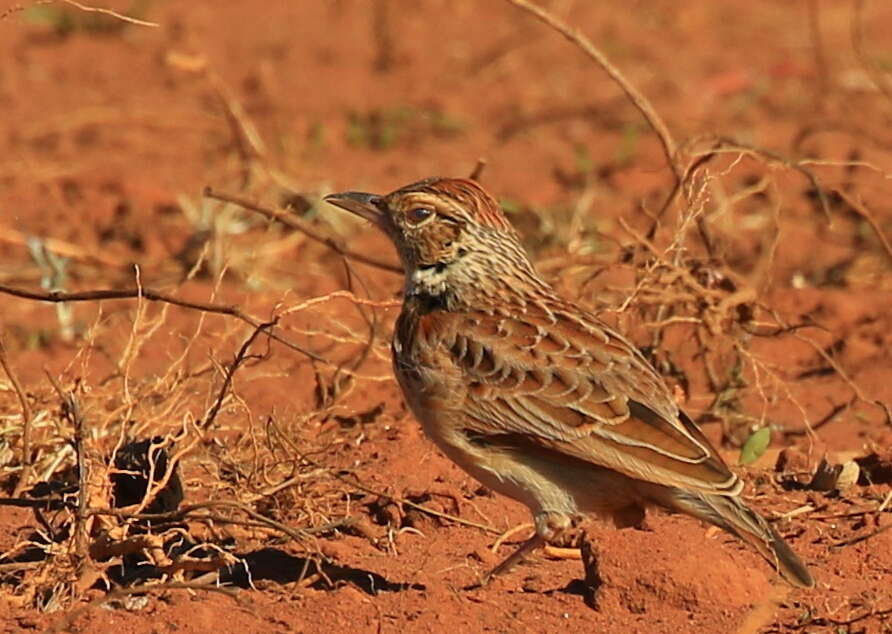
324;191;386;228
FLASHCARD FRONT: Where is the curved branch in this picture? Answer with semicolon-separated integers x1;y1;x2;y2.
0;283;327;363
503;0;681;184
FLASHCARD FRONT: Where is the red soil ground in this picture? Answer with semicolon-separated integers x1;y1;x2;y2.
1;1;891;632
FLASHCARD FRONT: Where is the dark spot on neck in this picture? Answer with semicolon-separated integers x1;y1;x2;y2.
411;288;450;314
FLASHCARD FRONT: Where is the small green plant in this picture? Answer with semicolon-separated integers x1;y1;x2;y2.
739;426;771;465
573;143;594;175
499;197;521;214
614;122;641;166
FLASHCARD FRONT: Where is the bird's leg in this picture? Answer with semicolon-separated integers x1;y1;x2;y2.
480;511;571;585
481;533;545;584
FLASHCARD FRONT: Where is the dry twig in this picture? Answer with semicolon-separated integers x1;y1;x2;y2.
201;321;276;430
203;187;402;274
0;282;325;363
52;0;159;27
0;339;34;496
468;158;487;182
503;0;679;182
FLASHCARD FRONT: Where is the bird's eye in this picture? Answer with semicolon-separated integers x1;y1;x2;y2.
406;207;434;225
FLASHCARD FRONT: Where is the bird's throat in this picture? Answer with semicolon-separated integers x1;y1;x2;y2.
407;265;453;312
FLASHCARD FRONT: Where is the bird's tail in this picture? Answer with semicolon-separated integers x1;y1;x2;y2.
665;490;814;588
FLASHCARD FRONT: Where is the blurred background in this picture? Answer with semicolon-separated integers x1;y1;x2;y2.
1;1;891;631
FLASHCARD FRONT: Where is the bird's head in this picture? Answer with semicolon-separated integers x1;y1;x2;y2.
325;177;545;303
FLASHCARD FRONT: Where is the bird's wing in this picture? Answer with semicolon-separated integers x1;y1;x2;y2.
423;303;741;496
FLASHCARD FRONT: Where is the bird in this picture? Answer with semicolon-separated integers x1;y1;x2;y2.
324;177;814;589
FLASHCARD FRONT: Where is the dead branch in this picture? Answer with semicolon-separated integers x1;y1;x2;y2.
0;339;34;496
503;0;681;184
44;374;89;557
87;501;359;542
44;372;106;596
203;187;402;274
52;0;159;27
468;158;487;181
689;138;832;221
0;282;326;363
0;497;73;510
209;74;266;163
201;321;276;430
3;1;158;26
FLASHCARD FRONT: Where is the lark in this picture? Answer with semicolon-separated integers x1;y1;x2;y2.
325;177;813;588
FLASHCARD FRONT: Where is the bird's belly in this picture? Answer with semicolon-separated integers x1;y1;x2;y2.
425;415;574;513
409;403;642;521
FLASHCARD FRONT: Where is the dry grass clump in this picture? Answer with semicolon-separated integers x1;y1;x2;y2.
0;265;401;611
